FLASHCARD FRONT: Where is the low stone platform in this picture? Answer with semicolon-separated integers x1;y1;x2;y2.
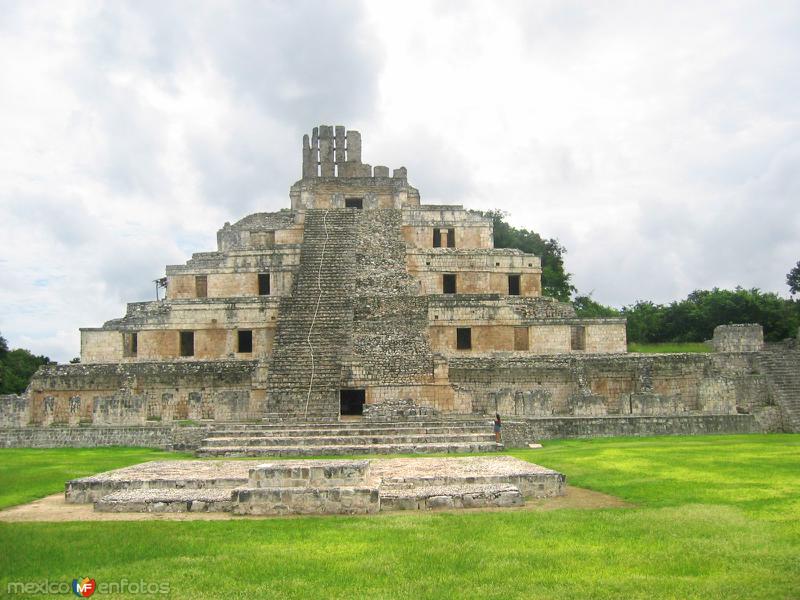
380;483;523;511
232;486;380;515
372;456;565;498
65;456;565;515
95;488;234;513
66;460;252;503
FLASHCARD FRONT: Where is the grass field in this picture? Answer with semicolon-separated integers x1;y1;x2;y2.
628;342;712;353
1;435;798;599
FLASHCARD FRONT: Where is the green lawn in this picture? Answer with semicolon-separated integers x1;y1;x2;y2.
628;342;712;353
0;447;193;509
1;435;798;599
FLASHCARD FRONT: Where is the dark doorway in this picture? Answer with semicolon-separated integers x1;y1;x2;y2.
345;197;363;209
433;228;442;247
508;274;521;295
258;273;270;295
238;330;253;353
340;389;365;416
180;331;195;357
456;327;472;350
443;273;457;294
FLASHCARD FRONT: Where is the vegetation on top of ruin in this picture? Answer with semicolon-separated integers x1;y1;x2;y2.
575;288;799;344
489;212;800;343
1;435;798;598
0;333;51;395
484;210;576;302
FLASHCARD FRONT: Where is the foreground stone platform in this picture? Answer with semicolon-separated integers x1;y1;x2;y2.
66;456;565;515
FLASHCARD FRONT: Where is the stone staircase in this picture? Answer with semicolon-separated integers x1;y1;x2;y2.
195;420;502;457
757;348;800;432
266;209;358;418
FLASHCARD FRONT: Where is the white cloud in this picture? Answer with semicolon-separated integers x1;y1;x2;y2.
1;0;798;361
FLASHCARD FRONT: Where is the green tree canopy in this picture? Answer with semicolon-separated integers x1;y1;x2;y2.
621;288;799;343
483;210;575;302
0;332;52;395
787;261;800;296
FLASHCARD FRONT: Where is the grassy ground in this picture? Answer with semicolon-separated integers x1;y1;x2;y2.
1;435;798;599
628;342;712;353
0;447;193;509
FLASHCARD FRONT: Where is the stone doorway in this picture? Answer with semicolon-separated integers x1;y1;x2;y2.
340;389;365;417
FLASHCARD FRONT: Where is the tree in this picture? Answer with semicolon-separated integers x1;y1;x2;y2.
0;331;52;395
621;288;799;344
787;261;800;296
483;210;576;302
572;295;621;318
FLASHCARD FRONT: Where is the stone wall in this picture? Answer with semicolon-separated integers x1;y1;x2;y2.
448;352;778;426
501;414;758;446
712;324;765;352
0;425;209;450
18;361;263;426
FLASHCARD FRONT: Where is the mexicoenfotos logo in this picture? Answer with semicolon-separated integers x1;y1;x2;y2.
72;577;96;597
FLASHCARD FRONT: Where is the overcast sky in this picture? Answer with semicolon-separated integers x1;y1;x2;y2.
1;0;798;362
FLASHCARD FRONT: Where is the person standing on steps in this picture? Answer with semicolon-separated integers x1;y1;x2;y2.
494;413;502;443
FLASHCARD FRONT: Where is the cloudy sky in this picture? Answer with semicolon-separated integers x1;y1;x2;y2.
1;0;798;362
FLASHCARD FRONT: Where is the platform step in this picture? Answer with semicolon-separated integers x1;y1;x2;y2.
196;441;504;457
380;482;523;510
202;433;496;447
94;488;233;513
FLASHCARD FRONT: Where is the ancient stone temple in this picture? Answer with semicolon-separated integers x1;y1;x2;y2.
2;125;798;451
55;124;625;421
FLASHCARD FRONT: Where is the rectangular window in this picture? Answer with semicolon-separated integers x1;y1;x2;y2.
514;327;529;351
258;273;270;296
180;331;195;357
456;327;472;350
571;325;586;351
123;332;138;357
446;228;455;248
433;228;442;248
195;275;207;298
238;330;253;353
345;197;363;209
443;273;457;294
508;274;521;295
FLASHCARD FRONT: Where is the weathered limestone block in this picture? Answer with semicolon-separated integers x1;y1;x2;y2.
319;125;334;177
0;394;30;427
346;129;361;163
248;460;370;488
232;486;380;515
629;392;681;415
697;378;737;414
567;394;607;416
363;398;439;421
712;324;764;352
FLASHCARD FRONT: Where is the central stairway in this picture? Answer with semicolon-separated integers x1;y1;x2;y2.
266;209;358;418
196;419;503;457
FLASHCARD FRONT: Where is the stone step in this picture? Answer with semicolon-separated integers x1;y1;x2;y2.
208;425;492;436
202;433;496;447
229;419;491;430
196;441;505;457
232;486;380;515
379;482;523;511
248;459;370;488
94;488;234;513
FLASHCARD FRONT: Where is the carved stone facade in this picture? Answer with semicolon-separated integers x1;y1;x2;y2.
3;125;798;434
